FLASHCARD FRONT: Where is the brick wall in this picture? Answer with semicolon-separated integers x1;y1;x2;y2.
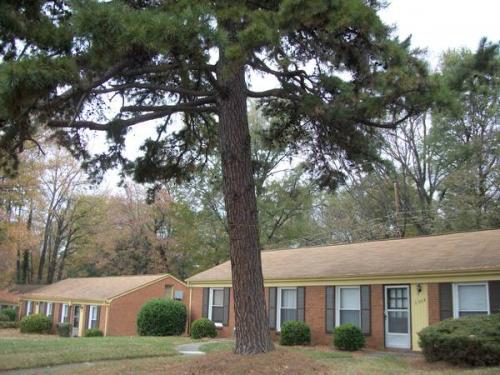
107;275;189;336
191;284;387;349
427;283;440;325
190;287;236;338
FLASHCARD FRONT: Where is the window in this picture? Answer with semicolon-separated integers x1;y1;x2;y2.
46;302;53;320
174;290;184;301
208;288;224;324
453;283;489;318
60;304;69;323
26;301;33;316
165;285;173;299
277;287;297;331
88;306;99;329
336;286;361;328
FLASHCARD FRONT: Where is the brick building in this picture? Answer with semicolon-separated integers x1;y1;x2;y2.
19;274;188;336
187;230;500;351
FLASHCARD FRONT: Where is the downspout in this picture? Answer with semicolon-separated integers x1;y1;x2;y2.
188;284;192;335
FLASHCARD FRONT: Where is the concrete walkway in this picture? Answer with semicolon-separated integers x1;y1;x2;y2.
176;342;206;356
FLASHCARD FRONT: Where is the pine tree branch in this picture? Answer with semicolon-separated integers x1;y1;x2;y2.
92;83;213;97
121;97;216;113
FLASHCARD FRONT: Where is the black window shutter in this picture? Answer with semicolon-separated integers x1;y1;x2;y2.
297;287;305;322
325;286;335;333
489;281;500;314
85;306;90;330
58;303;62;322
222;287;230;326
96;306;101;328
360;285;371;336
439;283;453;320
268;287;277;329
202;288;209;318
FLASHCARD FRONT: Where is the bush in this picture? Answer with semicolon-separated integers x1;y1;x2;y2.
418;314;500;366
85;328;103;337
0;321;19;329
19;314;52;334
1;308;16;321
56;323;71;337
280;321;311;346
190;318;217;339
137;299;187;336
0;313;9;321
333;324;365;351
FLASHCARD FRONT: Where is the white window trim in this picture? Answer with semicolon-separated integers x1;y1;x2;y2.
335;286;361;327
46;302;53;318
26;300;33;315
276;287;297;332
60;304;69;323
208;287;224;326
452;282;490;318
87;305;98;329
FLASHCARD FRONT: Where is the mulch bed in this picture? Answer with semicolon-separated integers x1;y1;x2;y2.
164;350;329;375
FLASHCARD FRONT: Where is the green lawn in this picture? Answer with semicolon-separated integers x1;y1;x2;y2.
1;332;500;375
0;331;191;371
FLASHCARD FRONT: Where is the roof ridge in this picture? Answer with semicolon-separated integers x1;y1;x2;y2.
261;228;500;253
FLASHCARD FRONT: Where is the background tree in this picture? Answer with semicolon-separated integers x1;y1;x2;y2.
0;0;430;353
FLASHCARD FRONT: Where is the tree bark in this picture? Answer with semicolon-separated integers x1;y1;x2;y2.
217;62;274;354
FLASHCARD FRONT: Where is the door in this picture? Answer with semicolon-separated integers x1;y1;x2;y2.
384;285;411;349
72;305;81;337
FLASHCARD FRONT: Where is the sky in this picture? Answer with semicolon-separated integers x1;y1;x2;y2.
96;0;500;190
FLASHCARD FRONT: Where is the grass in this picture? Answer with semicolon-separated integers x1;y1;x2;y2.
0;330;192;371
1;330;500;374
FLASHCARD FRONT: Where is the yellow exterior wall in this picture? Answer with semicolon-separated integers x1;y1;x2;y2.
411;283;429;351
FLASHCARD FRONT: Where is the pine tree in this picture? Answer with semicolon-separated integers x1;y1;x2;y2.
0;0;431;354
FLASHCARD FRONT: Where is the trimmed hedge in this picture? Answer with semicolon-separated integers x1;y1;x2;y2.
418;314;500;366
56;323;71;337
137;299;187;336
20;314;52;334
85;328;103;337
333;324;365;351
0;321;19;329
190;318;217;339
280;320;311;346
1;308;16;321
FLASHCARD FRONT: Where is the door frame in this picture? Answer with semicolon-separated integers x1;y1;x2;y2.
383;284;412;350
72;305;81;337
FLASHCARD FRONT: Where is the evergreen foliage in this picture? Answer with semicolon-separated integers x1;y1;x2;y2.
418;314;500;366
19;314;52;334
333;324;365;351
190;318;217;339
136;299;186;336
279;321;311;346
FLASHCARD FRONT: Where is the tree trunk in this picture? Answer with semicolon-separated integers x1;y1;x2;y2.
217;62;274;354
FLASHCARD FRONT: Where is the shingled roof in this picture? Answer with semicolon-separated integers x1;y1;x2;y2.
22;274;177;302
187;230;500;283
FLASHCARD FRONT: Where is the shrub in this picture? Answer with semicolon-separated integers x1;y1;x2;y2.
280;321;311;346
418;314;500;366
1;308;16;321
19;314;52;334
333;324;365;351
0;313;9;321
0;321;19;329
56;323;71;337
85;328;103;337
137;299;187;336
190;318;217;339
